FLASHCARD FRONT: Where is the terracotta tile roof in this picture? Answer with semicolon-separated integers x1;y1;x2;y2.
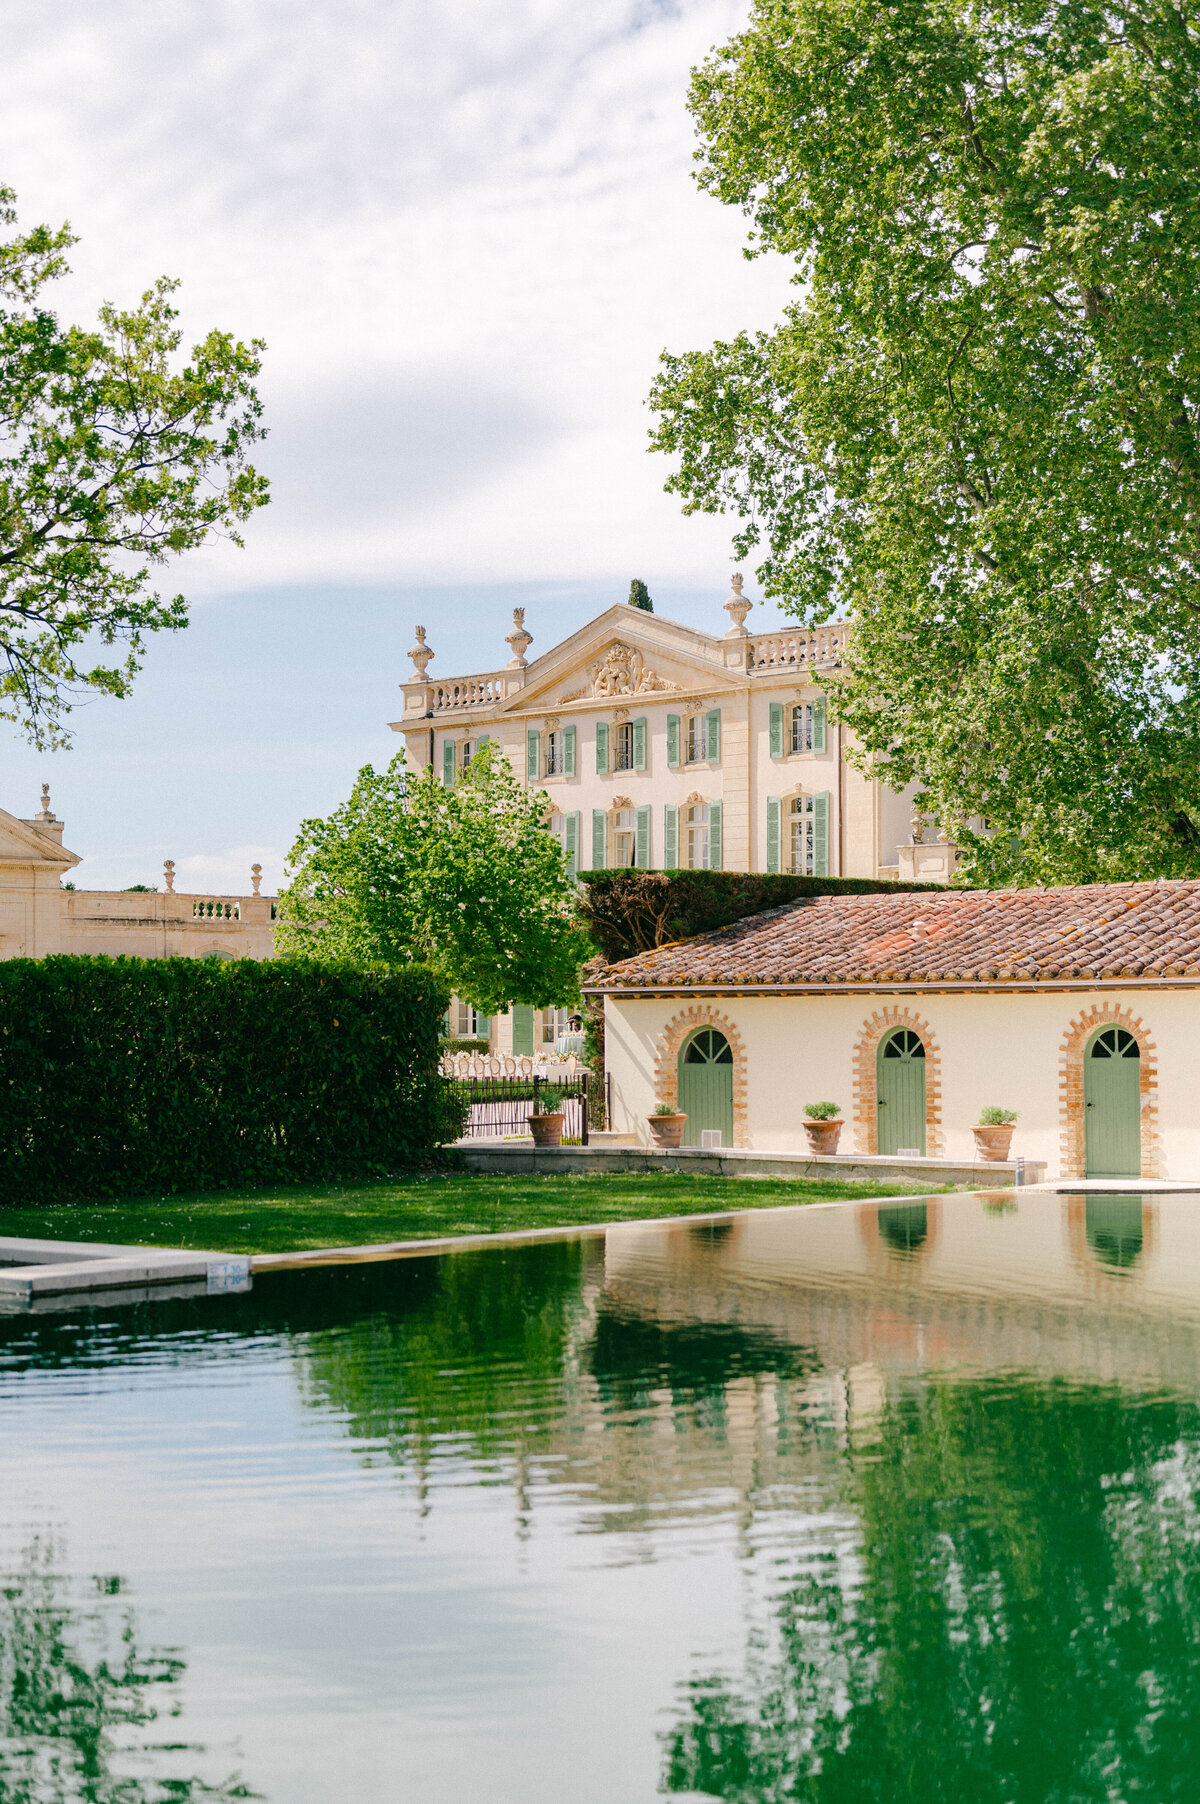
587;881;1200;991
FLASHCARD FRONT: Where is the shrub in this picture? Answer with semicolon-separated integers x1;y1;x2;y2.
978;1105;1018;1126
654;1102;681;1116
577;870;950;962
0;956;458;1205
441;1037;490;1055
803;1101;841;1121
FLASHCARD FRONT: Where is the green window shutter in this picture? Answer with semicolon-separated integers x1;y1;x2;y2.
766;796;781;873
526;730;540;780
813;790;830;875
563;724;576;776
706;708;721;762
708;800;723;870
592;809;607;869
666;714;680;767
595;721;609;774
565;811;580;878
476;733;489;751
633;716;646;771
442;740;455;787
769;702;783;759
664;804;678;868
811;697;827;754
512;1003;534;1057
476;1014;490;1040
635;804;651;868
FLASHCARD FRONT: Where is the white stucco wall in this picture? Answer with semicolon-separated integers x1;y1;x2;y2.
603;986;1200;1181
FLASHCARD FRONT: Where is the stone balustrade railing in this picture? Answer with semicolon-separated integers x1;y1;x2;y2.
748;621;849;672
430;673;511;713
440;1052;585;1079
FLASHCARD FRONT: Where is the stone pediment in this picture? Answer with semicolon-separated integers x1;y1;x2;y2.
0;807;80;869
506;606;745;714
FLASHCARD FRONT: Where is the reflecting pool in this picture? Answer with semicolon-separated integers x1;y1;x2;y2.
4;1191;1200;1801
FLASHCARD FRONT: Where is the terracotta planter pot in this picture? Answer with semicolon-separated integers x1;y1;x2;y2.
647;1112;687;1150
529;1111;564;1148
803;1118;844;1155
972;1122;1016;1162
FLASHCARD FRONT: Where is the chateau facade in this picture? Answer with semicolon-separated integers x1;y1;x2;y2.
393;579;954;889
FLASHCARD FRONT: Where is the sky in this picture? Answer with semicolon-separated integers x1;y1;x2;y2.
0;0;796;891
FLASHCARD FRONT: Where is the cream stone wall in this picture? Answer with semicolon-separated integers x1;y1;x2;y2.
0;793;277;962
603;985;1200;1181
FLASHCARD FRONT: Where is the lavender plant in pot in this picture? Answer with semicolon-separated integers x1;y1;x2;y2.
803;1101;843;1155
529;1085;567;1148
973;1106;1018;1162
647;1101;687;1149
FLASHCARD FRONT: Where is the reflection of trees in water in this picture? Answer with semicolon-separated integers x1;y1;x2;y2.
663;1379;1200;1802
0;1538;256;1803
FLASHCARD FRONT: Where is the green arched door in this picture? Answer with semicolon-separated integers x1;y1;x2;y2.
877;1028;926;1155
1085;1027;1141;1177
678;1028;734;1148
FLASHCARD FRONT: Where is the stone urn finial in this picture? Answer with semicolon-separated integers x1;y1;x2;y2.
505;606;533;668
723;571;753;637
910;807;927;846
163;859;176;893
408;625;435;678
37;782;54;821
250;862;263;897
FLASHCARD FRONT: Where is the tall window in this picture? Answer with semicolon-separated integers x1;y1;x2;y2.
790;795;817;873
791;704;817;754
612;807;637;867
685;716;705;763
614;722;635;771
542;1005;571;1044
686;803;710;869
545;730;563;776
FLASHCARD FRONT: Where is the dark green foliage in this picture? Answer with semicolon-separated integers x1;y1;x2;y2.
577;869;946;962
627;578;653;612
440;1037;489;1055
0;956;458;1205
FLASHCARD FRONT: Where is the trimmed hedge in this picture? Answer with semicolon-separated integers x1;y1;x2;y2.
0;956;458;1205
577;869;950;962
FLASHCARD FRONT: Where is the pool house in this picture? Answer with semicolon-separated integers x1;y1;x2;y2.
589;879;1200;1182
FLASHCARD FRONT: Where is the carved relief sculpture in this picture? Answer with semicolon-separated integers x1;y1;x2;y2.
590;643;679;697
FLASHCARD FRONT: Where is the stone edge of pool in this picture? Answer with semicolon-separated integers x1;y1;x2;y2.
0;1235;251;1305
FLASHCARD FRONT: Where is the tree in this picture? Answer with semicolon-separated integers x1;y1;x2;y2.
276;742;592;1014
627;577;653;612
0;187;268;747
648;0;1200;884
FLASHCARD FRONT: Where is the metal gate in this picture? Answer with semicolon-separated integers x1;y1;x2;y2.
1085;1026;1141;1177
677;1028;734;1149
450;1074;590;1143
876;1028;926;1155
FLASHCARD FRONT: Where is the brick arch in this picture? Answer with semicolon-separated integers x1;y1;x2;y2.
654;1007;749;1147
1059;1003;1159;1179
852;1007;944;1156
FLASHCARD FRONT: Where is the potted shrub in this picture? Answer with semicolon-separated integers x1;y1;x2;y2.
973;1106;1018;1162
647;1102;688;1149
803;1101;844;1155
529;1085;567;1148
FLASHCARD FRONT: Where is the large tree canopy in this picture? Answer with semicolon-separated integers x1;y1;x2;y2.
276;745;592;1015
0;188;268;746
649;0;1200;883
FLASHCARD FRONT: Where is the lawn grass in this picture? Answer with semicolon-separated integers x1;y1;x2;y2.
0;1169;961;1256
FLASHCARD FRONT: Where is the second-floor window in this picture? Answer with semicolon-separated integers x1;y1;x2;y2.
685;716;705;763
545;730;563;776
686;803;709;869
614;723;635;771
791;704;817;754
612;807;637;866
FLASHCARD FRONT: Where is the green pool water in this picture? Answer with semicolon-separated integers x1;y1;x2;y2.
3;1189;1200;1802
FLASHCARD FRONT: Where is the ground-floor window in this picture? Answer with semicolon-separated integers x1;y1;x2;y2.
612;807;637;867
790;795;817;873
687;804;710;869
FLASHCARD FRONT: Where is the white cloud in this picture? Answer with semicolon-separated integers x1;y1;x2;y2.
0;0;793;593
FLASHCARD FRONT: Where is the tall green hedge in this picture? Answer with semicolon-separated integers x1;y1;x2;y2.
0;957;457;1205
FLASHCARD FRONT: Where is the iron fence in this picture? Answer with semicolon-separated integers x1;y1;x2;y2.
449;1074;590;1144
